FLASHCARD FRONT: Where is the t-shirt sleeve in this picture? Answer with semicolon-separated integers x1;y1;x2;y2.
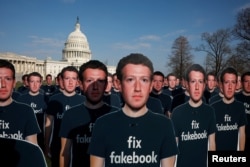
238;103;248;127
46;96;63;116
170;109;180;137
59;110;72;138
160;118;179;159
88;117;106;158
208;107;217;135
25;105;41;137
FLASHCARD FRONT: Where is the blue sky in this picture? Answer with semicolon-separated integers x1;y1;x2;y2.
0;0;249;74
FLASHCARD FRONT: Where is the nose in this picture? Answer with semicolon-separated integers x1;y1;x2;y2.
92;81;98;90
195;82;199;90
134;80;141;91
0;78;6;88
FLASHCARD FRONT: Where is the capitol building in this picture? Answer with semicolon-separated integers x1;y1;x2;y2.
0;17;116;81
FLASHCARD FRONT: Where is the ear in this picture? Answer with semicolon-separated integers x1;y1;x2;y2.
76;79;80;87
13;79;16;89
219;82;223;93
185;81;189;91
79;80;84;91
202;82;206;91
149;81;153;93
116;79;122;92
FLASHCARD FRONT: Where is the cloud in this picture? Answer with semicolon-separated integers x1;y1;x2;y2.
234;3;250;13
164;29;186;38
28;35;64;48
138;35;161;41
193;19;206;28
238;3;250;10
113;42;151;50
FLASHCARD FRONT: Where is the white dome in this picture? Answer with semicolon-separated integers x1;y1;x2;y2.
62;17;91;63
66;23;88;46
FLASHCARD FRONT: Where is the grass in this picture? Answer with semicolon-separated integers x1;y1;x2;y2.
45;157;51;167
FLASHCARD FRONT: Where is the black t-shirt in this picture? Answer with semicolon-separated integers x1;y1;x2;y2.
211;99;247;150
172;102;216;167
88;110;178;167
146;96;164;114
0;101;41;140
46;93;85;148
0;137;47;167
59;103;118;167
150;92;172;114
235;92;250;137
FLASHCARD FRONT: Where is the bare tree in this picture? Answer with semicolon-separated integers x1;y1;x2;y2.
196;29;232;76
236;41;250;61
233;7;250;41
167;36;193;79
226;6;250;74
226;41;250;73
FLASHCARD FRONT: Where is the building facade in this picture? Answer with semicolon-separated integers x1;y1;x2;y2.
0;17;116;82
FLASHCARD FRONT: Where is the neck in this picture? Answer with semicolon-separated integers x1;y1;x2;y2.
209;87;215;93
235;89;242;93
104;92;111;96
189;99;202;108
219;92;224;97
0;97;13;107
122;104;148;118
168;87;174;91
222;97;234;104
29;91;39;96
63;90;76;97
243;91;250;96
152;89;161;95
84;101;104;109
113;88;120;92
185;90;190;96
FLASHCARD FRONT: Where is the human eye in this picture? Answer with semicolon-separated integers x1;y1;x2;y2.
141;77;150;83
189;80;195;84
244;80;250;83
97;79;106;84
231;81;236;85
85;79;93;83
63;77;69;81
125;77;134;83
6;77;13;81
199;80;204;84
72;77;77;81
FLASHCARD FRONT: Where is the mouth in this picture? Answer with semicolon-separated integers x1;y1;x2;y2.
194;92;200;96
91;92;100;96
132;95;142;100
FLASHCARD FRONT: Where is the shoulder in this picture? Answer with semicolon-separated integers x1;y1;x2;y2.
49;92;62;100
201;103;216;116
0;138;46;167
12;100;33;111
95;110;121;124
64;103;85;115
149;111;171;121
202;102;214;110
146;111;174;127
210;99;222;107
233;100;245;109
160;93;172;100
103;103;120;111
172;102;188;113
173;93;185;100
